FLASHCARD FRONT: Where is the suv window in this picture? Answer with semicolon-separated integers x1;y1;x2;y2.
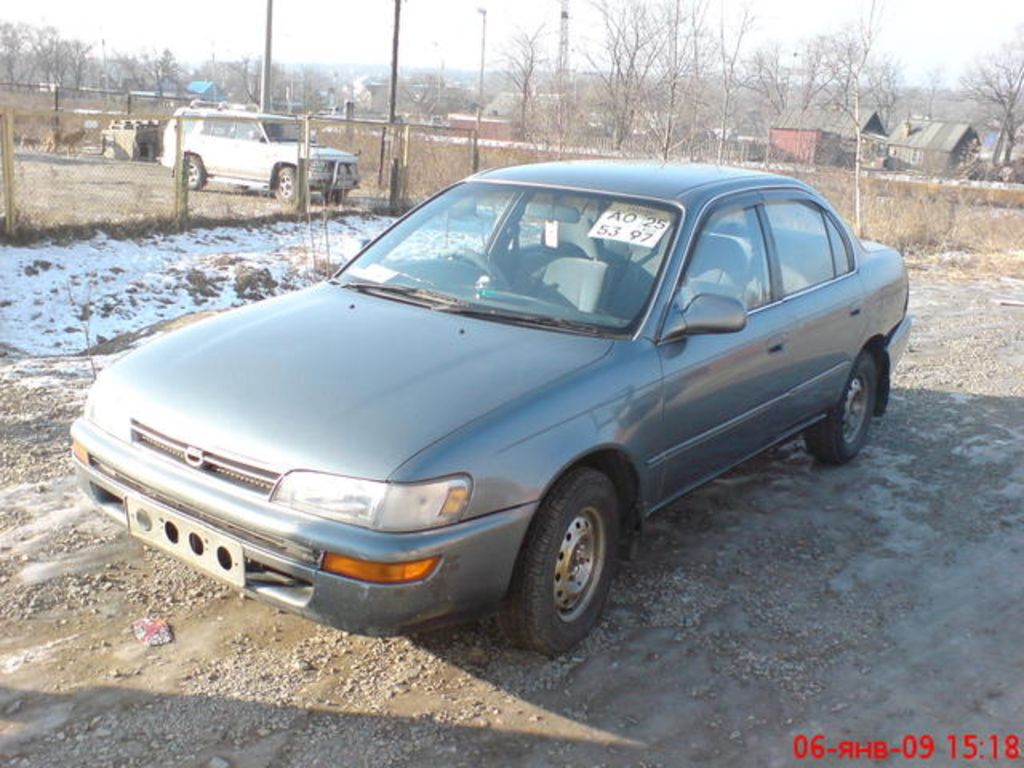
235;121;262;142
764;201;835;295
204;120;233;139
680;206;771;310
825;215;852;275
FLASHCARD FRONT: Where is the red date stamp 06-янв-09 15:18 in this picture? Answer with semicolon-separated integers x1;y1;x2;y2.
793;733;1024;761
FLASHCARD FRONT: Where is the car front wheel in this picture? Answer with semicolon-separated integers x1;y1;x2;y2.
804;351;878;464
499;467;620;656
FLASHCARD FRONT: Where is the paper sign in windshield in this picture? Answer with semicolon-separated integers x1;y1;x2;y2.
587;205;672;248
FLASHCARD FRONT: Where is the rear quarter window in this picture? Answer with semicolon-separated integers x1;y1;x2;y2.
825;215;853;275
764;201;836;295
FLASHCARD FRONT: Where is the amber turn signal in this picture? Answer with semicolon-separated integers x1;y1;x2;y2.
72;440;89;465
321;553;440;584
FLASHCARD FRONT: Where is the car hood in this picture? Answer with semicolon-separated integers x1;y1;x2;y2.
101;283;612;480
311;146;356;162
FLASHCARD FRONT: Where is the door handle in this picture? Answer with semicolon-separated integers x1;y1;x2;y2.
766;333;788;354
849;305;862;317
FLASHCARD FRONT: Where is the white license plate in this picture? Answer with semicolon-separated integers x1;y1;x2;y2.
126;497;245;588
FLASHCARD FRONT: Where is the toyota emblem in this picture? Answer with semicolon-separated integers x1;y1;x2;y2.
183;445;206;469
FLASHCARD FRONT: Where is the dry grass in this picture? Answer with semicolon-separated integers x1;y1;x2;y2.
796;169;1024;258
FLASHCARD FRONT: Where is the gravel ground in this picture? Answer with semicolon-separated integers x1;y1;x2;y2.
1;262;1022;767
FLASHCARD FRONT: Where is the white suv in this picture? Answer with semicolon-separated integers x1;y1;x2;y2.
161;107;359;203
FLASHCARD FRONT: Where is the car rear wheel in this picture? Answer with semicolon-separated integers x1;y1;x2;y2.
275;165;297;202
498;467;619;656
804;351;878;464
185;154;206;191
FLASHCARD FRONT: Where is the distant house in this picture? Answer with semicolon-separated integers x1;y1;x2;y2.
885;120;979;174
447;113;514;141
484;92;520;119
770;106;887;166
186;80;225;103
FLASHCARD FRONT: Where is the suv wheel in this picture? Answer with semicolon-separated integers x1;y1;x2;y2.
498;467;620;656
185;154;206;191
275;166;296;202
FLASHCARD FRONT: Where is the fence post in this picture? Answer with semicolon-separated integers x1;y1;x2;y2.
297;116;310;214
174;116;188;231
388;124;408;213
1;112;16;238
400;124;410;205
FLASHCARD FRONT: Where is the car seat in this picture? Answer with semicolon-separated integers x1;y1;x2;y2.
542;257;609;313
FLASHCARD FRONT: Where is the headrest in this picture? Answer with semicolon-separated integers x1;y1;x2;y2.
523;201;581;223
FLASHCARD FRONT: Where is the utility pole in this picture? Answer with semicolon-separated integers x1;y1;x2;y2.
389;0;402;123
260;0;273;111
557;0;570;82
476;8;487;132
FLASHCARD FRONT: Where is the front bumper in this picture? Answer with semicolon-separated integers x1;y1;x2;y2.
310;161;359;192
70;418;534;635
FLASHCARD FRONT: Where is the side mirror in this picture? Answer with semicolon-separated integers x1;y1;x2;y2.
661;292;747;342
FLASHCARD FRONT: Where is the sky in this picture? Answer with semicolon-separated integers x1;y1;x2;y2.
3;0;1022;85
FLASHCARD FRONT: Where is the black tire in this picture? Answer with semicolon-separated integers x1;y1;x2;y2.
275;165;297;202
184;154;206;191
804;351;878;464
498;467;620;656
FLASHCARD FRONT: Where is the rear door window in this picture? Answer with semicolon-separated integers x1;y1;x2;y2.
764;201;836;295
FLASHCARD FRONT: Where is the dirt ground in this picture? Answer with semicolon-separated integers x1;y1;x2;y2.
1;260;1023;767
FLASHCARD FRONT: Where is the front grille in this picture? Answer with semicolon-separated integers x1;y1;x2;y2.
88;455;318;565
131;421;281;495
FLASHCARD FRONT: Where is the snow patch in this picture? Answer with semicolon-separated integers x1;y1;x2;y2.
0;216;393;357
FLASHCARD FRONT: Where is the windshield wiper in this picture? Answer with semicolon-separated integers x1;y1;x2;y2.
336;279;463;308
433;304;606;336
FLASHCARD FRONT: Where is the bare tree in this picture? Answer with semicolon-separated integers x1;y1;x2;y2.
0;22;31;82
227;56;262;104
745;42;791;119
65;39;93;89
821;0;883;236
716;3;754;163
504;26;546;141
961;26;1024;167
645;0;695;160
31;26;67;85
147;48;181;95
588;0;664;150
684;0;713;159
866;54;901;129
923;66;944;119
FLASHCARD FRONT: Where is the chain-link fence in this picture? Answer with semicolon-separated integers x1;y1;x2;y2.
0;108;482;243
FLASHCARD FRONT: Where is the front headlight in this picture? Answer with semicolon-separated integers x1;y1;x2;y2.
271;472;471;532
85;376;132;442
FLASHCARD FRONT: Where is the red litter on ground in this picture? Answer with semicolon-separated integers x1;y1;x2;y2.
131;617;174;646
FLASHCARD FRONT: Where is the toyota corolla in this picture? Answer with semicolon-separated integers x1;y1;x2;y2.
71;162;911;655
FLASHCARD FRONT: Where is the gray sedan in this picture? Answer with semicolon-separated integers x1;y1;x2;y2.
71;162;911;655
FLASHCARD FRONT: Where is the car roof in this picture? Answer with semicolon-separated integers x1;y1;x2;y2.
472;160;807;202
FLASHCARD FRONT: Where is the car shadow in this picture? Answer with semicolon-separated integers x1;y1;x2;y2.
405;385;1024;762
4;387;1021;766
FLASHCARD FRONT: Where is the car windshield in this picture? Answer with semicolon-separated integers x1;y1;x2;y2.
335;183;680;335
263;121;300;142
